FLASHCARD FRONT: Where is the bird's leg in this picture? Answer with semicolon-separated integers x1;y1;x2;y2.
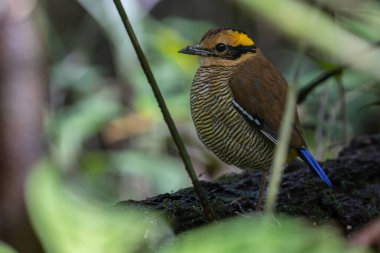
255;170;268;212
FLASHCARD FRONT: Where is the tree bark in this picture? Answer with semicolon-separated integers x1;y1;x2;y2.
0;1;45;252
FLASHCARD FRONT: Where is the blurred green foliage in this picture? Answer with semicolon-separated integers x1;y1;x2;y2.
0;243;17;253
26;160;173;253
158;215;370;253
25;163;372;253
42;0;380;201
21;0;380;252
47;88;121;170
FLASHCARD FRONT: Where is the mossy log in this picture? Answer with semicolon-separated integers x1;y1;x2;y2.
119;134;380;235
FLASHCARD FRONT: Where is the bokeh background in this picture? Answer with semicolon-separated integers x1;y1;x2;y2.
1;0;380;252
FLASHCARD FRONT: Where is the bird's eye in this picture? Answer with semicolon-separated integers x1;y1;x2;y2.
215;43;227;52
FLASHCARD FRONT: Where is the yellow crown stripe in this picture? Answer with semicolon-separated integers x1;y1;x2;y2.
230;31;255;47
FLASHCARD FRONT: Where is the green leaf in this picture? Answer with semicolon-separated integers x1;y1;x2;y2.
157;215;369;253
46;88;122;169
26;159;172;253
110;150;189;198
0;243;17;253
51;56;105;94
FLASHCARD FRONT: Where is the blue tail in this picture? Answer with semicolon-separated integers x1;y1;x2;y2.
297;147;332;187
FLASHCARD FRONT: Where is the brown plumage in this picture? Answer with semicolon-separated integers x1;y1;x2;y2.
179;28;332;209
228;49;305;148
190;64;274;170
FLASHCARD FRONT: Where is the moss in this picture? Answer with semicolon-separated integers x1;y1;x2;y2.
119;134;380;236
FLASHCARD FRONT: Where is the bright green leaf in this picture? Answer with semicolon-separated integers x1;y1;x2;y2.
158;215;370;253
0;243;17;253
26;159;172;253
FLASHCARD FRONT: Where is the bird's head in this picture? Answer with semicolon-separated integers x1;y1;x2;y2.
179;28;257;66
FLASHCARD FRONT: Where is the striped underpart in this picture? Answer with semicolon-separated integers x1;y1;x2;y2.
190;65;274;170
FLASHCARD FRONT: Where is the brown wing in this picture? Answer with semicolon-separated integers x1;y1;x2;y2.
228;49;305;148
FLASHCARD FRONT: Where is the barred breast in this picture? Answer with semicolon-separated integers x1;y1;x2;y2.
190;65;274;170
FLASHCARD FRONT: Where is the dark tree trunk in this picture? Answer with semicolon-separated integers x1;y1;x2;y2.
0;2;45;252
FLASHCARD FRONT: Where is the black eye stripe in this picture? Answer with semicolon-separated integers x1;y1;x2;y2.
215;44;256;53
229;45;256;53
222;45;256;59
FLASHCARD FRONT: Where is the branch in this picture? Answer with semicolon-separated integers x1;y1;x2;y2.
297;41;380;104
297;66;345;104
113;0;215;222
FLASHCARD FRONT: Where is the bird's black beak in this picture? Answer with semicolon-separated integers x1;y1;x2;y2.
178;45;214;57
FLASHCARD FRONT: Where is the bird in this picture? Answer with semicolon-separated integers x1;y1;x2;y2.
178;27;332;210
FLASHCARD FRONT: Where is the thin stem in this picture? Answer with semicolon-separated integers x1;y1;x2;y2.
315;85;329;159
264;86;297;213
336;77;348;146
113;0;214;222
264;50;303;213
